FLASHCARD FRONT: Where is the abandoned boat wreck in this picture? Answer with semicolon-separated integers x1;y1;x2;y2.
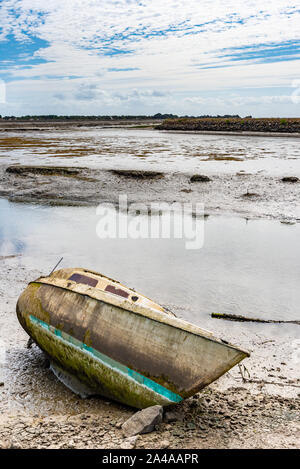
16;268;249;409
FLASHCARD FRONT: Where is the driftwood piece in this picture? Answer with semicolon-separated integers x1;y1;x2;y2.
211;312;300;325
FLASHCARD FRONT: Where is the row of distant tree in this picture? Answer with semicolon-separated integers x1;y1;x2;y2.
0;113;243;121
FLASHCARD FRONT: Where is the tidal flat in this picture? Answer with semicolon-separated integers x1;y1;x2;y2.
0;124;299;449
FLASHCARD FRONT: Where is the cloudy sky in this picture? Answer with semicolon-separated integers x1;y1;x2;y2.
1;0;300;116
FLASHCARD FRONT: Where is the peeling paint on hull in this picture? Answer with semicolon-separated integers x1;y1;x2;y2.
16;268;250;409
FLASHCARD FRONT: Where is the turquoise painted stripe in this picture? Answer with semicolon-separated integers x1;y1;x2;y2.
29;315;182;403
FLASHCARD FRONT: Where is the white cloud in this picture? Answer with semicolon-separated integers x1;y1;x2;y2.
1;0;300;114
185;95;296;106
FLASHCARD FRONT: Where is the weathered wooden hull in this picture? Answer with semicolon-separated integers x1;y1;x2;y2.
16;268;249;408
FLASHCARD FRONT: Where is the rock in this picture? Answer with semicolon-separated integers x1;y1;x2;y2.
164;410;181;423
190;174;211;183
0;440;11;449
7;165;85;177
189;400;197;408
242;191;260;198
160;439;170;449
122;405;163;437
67;439;75;449
280;219;296;225
198;424;208;431
111;170;164;180
187;422;196;429
120;436;139;449
115;420;123;429
281;176;299;183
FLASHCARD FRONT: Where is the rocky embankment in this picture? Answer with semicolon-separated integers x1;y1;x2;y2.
158;118;300;134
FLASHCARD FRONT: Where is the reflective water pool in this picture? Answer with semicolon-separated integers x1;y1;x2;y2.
1;198;299;328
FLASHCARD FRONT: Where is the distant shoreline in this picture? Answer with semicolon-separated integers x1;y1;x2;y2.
1;118;300;136
0;119;160;131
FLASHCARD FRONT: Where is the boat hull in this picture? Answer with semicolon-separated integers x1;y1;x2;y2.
16;270;249;408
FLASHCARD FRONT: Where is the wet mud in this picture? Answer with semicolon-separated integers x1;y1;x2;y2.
1;164;300;222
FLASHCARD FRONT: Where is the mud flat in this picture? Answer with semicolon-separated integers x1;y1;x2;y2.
1;164;300;221
0;127;299;449
0;119;159;132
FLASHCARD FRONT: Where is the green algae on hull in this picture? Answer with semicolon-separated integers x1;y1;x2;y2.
25;314;181;408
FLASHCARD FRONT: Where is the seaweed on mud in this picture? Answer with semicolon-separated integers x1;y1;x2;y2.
241;191;260;198
110;170;164;179
281;177;299;183
190;174;211;183
203;155;244;161
0;137;99;158
6;165;89;178
0;137;50;147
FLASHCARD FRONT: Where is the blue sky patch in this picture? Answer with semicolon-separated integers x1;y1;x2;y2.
219;40;300;63
107;67;139;72
1;34;49;66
